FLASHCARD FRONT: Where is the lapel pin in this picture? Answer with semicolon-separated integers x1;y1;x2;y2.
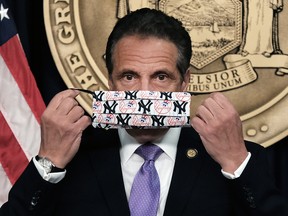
186;148;198;159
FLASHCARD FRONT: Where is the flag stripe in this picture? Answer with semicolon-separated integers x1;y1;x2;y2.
0;39;42;160
0;163;12;204
0;35;45;123
0;112;29;184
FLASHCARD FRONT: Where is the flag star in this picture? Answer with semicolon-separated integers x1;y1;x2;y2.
0;4;9;21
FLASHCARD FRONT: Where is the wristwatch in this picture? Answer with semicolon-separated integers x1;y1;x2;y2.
36;156;64;173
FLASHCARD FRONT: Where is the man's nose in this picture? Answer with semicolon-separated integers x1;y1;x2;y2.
138;79;151;91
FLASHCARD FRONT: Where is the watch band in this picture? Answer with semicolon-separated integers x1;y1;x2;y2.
36;155;64;173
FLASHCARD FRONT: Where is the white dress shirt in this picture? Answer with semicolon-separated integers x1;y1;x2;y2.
118;128;180;216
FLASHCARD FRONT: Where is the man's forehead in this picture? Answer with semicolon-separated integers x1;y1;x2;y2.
114;35;177;57
116;34;174;47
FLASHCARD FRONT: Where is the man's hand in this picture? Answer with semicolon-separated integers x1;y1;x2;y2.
191;92;248;173
38;89;91;168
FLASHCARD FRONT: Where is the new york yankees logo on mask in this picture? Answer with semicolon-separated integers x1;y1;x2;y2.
91;90;192;129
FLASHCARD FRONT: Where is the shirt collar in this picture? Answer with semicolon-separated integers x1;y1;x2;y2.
118;128;181;164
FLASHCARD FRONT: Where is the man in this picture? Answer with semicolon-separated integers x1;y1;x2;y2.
1;8;287;216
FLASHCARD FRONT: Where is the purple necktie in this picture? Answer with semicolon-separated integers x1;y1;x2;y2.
129;143;163;216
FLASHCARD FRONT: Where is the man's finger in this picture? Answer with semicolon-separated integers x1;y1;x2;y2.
47;89;79;110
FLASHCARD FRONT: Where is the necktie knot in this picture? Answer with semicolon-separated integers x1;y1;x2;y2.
135;143;163;161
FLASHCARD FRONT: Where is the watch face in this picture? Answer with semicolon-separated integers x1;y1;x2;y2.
39;157;53;173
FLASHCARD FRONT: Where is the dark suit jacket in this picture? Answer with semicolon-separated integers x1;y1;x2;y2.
1;127;288;216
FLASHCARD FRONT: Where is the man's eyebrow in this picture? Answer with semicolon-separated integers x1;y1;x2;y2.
111;70;138;79
153;69;173;74
119;69;137;73
115;70;138;75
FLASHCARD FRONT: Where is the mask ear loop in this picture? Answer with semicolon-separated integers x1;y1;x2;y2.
69;88;96;97
69;88;203;97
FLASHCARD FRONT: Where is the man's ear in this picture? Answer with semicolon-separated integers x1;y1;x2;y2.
181;69;191;91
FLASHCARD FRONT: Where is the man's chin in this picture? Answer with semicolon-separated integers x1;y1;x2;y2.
125;128;169;144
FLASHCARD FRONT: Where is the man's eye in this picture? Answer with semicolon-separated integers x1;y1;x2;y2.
124;74;134;80
157;74;167;80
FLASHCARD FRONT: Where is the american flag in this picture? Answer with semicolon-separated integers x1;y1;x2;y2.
0;0;46;206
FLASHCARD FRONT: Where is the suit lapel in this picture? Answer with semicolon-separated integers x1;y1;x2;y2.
88;129;130;216
164;128;208;216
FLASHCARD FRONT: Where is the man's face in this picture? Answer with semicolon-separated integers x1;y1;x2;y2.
108;35;189;143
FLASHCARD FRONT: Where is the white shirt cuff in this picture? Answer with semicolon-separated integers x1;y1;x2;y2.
33;157;66;183
221;152;251;179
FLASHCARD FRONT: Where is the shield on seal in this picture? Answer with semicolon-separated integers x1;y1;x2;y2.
159;0;242;69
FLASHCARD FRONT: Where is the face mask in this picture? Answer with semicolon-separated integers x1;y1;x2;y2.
91;90;192;129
